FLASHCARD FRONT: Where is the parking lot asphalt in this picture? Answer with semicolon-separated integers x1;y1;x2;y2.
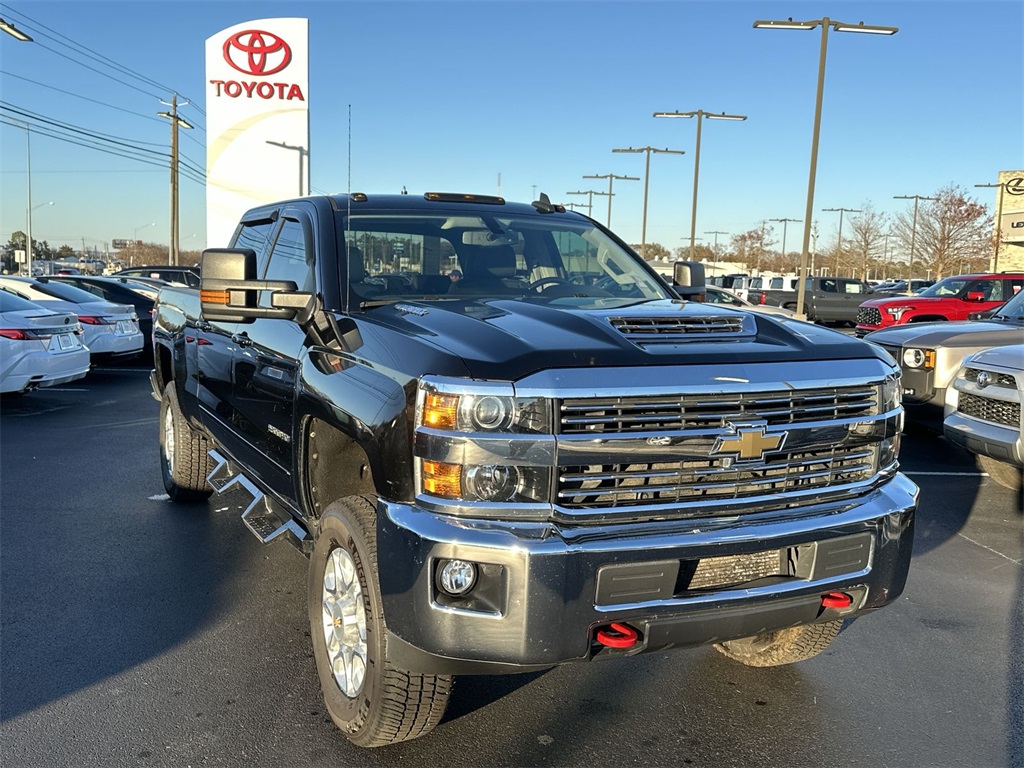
1;365;1021;768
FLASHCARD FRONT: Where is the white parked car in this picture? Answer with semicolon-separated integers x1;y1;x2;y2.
0;290;90;395
704;285;797;318
0;277;143;361
943;343;1024;492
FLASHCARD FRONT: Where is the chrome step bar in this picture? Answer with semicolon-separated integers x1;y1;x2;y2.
207;450;309;549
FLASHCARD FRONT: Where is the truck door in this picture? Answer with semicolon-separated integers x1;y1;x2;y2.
839;279;871;322
229;211;315;503
196;217;279;454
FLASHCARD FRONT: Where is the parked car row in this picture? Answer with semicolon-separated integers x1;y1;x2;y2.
0;274;162;395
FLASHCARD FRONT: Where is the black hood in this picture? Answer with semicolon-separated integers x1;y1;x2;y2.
362;298;890;380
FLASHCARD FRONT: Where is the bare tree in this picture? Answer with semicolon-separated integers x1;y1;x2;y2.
847;204;888;281
632;242;671;261
730;225;776;274
892;185;991;279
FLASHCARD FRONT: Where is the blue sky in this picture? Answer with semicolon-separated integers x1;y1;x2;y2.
1;0;1021;256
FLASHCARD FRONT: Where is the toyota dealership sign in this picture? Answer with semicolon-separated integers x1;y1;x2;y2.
205;19;309;249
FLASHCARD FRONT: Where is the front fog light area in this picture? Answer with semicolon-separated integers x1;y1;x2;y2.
438;559;477;596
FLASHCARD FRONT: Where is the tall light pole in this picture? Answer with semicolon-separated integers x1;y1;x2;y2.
612;146;685;258
975;181;1015;271
158;94;193;267
653;108;747;260
769;218;801;267
882;229;892;280
566;190;609;219
755;15;897;320
894;194;937;293
583;173;639;228
822;206;861;275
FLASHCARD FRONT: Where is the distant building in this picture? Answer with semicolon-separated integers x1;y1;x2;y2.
989;170;1024;271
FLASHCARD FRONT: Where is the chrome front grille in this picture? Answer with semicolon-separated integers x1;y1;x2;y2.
557;445;877;510
559;386;878;434
857;307;882;326
959;393;1021;427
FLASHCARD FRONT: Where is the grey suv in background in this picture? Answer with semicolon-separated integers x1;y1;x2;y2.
113;266;199;288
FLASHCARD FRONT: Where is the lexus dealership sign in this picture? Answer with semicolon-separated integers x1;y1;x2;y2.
205;19;309;248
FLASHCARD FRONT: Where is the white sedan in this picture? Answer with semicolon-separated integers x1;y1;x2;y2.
0;289;90;395
704;285;797;318
0;277;143;361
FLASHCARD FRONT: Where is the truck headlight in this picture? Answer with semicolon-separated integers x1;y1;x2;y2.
902;348;935;370
420;390;550;433
885;306;914;321
880;375;901;412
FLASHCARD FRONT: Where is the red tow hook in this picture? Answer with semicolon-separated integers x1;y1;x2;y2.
595;622;640;649
821;591;853;609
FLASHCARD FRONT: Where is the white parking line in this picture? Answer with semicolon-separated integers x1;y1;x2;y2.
904;471;988;477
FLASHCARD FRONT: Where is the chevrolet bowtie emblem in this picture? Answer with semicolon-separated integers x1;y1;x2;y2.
711;424;787;462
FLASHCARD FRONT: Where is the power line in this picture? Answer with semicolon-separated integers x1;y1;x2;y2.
2;102;170;150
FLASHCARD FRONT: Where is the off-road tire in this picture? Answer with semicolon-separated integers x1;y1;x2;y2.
713;619;843;667
978;454;1023;493
159;382;214;502
309;495;452;747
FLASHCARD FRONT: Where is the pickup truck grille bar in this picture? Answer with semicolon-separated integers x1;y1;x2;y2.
557;445;876;509
957;392;1020;427
609;315;751;344
559;386;878;433
857;307;882;326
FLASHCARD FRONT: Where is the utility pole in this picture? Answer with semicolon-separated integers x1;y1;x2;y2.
893;194;937;293
769;218;801;269
612;146;685;258
705;230;728;270
822;206;861;276
583;173;639;228
158;94;193;266
566;190;610;219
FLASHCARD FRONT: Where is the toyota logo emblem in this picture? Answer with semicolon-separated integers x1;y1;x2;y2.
223;30;292;76
976;371;992;389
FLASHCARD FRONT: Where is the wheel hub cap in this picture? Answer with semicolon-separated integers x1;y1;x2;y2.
321;547;367;697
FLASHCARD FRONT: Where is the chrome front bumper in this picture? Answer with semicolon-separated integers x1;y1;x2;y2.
377;472;918;675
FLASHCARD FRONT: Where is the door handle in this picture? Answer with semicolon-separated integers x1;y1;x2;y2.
231;333;253;348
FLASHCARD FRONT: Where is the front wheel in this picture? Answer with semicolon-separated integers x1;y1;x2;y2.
159;382;214;502
308;496;452;747
977;455;1023;493
713;619;843;667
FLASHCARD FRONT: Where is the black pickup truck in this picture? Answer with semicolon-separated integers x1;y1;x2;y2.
756;276;882;324
151;192;917;747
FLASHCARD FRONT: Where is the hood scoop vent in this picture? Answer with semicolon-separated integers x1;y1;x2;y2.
609;313;756;345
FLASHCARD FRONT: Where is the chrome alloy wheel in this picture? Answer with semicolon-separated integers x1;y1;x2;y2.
163;405;176;474
322;547;368;697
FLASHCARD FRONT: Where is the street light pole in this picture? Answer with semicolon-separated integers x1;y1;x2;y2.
893;195;937;293
822;206;861;276
754;15;897;320
769;218;801;268
158;94;194;267
612;146;685;258
653;109;747;260
566;190;609;219
975;182;1010;271
583;173;639;228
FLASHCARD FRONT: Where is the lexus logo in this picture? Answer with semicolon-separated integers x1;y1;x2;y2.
710;423;787;463
1006;177;1024;197
223;30;292;76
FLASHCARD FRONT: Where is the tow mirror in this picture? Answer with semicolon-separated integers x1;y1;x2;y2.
672;261;706;300
200;247;314;324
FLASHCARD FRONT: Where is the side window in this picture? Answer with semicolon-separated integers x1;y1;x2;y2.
821;279;838;293
843;281;866;295
229;220;278;276
259;219;313;308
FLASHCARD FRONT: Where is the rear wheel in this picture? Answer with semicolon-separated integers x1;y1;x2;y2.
159;382;214;502
309;495;452;747
713;620;843;667
977;455;1023;492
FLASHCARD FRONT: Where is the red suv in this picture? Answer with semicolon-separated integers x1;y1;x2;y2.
855;272;1024;336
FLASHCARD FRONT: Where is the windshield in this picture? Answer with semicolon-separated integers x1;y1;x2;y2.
342;212;672;306
28;278;108;304
917;277;969;298
994;289;1024;320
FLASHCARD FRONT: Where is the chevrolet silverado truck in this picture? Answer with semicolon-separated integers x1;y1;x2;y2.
855;272;1024;336
755;276;878;325
151;192;917;747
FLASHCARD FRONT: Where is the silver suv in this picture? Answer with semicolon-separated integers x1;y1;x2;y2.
943;343;1024;492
